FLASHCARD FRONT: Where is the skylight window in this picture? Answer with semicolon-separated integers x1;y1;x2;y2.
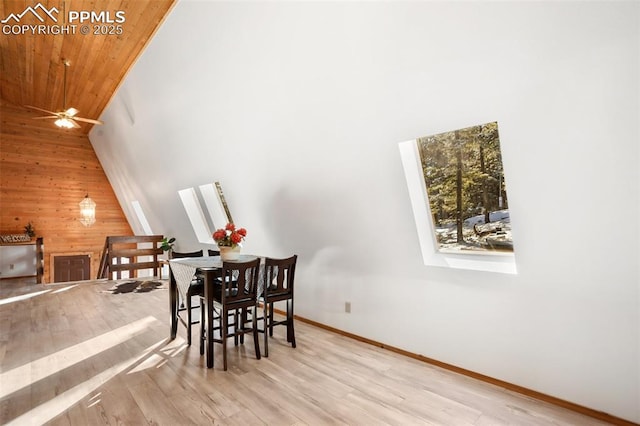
178;188;214;244
131;200;153;235
399;122;517;274
199;182;231;229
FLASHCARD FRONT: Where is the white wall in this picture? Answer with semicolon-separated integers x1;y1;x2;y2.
90;1;639;422
0;245;36;278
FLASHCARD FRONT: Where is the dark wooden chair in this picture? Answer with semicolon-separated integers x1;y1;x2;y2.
171;249;204;345
259;255;298;357
199;257;261;370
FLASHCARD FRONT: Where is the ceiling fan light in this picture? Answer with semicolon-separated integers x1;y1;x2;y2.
55;117;74;128
27;61;103;128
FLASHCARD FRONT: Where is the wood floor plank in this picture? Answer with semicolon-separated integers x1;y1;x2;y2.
127;372;186;425
0;278;618;426
167;391;224;424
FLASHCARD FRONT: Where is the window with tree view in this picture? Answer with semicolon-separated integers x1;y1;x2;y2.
417;121;514;253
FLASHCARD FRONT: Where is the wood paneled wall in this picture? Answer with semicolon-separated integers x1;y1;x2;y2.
0;0;176;134
0;99;132;283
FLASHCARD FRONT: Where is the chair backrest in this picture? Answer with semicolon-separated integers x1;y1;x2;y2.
219;257;261;305
208;249;220;256
171;249;204;259
264;255;297;300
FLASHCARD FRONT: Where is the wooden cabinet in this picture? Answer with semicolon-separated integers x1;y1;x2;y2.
53;254;91;282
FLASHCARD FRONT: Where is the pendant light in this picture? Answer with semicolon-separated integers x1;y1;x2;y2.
79;194;96;226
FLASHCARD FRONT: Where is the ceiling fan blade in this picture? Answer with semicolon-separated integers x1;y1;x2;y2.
73;116;104;125
32;116;59;120
69;119;81;129
65;107;79;117
25;105;59;115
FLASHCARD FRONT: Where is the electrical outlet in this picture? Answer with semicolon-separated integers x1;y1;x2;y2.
9;264;14;270
345;301;351;313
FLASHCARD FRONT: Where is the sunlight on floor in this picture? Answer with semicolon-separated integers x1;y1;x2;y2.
4;338;168;426
128;336;187;374
0;316;158;399
51;284;78;294
87;392;102;408
0;289;51;306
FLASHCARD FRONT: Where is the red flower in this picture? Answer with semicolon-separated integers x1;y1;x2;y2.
213;223;247;247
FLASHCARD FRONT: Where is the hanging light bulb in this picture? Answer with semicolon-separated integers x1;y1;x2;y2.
55;117;75;128
79;194;96;226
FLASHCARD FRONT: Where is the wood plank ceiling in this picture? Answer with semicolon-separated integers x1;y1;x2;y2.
0;0;176;134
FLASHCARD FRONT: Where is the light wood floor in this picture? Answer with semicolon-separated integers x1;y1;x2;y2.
0;278;614;425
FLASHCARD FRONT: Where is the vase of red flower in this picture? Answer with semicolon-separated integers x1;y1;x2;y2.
213;223;247;261
218;245;240;261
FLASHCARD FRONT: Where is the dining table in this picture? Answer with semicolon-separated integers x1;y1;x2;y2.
168;254;261;368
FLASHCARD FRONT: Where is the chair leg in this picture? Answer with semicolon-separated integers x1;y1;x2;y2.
239;308;247;345
234;309;239;346
222;308;228;371
269;302;274;337
252;305;261;360
288;299;296;348
199;298;205;355
263;300;269;357
186;296;192;346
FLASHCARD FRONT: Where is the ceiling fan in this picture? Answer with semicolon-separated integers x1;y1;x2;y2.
26;60;104;129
